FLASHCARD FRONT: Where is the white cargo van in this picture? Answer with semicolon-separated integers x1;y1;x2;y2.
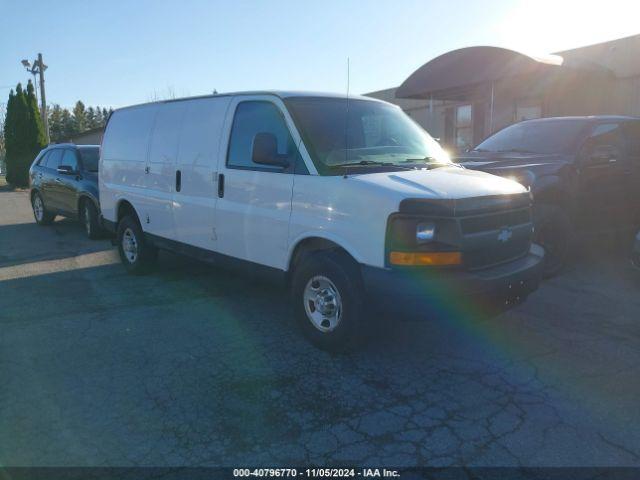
100;91;543;350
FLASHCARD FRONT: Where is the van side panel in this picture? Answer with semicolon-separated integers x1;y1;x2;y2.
174;96;232;249
100;104;159;224
288;175;400;269
145;101;187;239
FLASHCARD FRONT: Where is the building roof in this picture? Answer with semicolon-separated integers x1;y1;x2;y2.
555;33;640;78
396;46;613;100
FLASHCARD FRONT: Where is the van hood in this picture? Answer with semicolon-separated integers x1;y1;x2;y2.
350;166;527;200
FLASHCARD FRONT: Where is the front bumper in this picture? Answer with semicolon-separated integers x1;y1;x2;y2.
361;244;544;318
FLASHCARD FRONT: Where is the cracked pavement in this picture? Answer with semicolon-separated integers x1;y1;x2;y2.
1;187;640;467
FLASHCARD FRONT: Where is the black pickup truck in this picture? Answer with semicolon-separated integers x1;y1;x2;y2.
455;116;640;277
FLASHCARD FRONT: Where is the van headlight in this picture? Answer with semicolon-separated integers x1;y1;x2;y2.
385;214;462;267
416;222;436;243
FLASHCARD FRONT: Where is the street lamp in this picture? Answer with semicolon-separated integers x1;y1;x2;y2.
21;60;38;103
21;53;49;143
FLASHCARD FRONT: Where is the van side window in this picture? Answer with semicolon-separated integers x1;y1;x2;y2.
227;101;299;172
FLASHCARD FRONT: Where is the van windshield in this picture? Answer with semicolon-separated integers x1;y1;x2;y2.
284;97;450;175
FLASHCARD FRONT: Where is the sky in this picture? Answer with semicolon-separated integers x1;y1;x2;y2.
1;0;639;109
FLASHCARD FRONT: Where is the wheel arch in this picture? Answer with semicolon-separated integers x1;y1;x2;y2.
286;234;362;276
77;193;100;215
115;198;141;225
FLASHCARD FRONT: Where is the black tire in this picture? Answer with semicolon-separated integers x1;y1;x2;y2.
533;205;572;278
116;215;158;275
291;251;365;352
81;199;102;240
31;191;55;225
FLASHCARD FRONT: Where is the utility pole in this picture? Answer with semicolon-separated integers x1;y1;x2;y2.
21;53;49;143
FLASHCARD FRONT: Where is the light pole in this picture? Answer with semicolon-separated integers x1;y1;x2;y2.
21;53;49;143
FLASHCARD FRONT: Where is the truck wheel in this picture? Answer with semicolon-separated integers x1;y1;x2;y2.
533;205;572;278
81;200;101;240
32;191;55;225
116;215;158;275
291;251;365;352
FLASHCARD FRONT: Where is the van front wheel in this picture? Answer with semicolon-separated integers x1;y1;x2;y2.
291;252;364;352
116;215;157;275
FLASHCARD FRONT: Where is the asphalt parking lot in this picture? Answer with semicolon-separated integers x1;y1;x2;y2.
1;184;640;468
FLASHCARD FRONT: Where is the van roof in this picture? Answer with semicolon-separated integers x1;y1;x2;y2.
113;91;386;113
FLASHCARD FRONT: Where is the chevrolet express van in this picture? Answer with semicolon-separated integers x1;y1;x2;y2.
99;92;544;350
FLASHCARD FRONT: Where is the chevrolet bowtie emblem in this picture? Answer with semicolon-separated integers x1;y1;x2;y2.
497;227;513;243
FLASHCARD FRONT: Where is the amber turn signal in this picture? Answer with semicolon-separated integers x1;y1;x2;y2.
389;251;462;266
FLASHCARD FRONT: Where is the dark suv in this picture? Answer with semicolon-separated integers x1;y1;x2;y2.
455;116;640;276
29;144;102;239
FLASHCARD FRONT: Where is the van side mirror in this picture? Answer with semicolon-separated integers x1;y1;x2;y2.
252;132;289;168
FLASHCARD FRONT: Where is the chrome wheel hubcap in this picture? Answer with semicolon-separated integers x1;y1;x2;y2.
122;228;138;263
33;196;43;221
303;275;342;332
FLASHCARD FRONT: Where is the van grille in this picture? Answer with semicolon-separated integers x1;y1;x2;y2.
460;208;532;270
460;208;531;235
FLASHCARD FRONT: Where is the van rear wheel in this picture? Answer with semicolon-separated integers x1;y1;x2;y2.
117;215;158;275
291;251;364;352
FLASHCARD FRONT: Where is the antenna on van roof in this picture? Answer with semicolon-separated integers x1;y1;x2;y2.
343;57;350;179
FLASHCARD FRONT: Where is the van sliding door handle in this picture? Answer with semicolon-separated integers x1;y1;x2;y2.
218;173;225;198
175;170;182;192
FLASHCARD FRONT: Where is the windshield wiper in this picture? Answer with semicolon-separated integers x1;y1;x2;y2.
401;156;439;163
496;148;535;154
332;160;414;170
402;157;460;169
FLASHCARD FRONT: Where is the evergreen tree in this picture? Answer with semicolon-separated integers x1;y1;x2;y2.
86;106;96;129
48;104;65;143
94;107;103;127
4;84;31;186
24;80;47;157
3;90;16;180
72;101;86;133
61;108;75;139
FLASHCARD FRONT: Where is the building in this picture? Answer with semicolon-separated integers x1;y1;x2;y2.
367;34;640;151
59;126;104;145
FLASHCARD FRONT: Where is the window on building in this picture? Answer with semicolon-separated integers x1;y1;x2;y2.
455;104;473;150
515;99;542;122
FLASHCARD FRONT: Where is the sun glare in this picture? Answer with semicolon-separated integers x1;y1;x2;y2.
497;0;640;56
